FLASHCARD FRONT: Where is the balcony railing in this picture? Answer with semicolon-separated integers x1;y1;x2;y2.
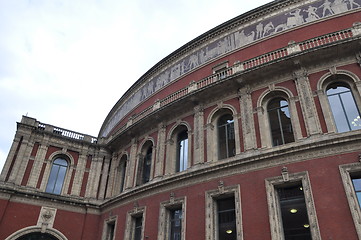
113;25;358;138
37;122;97;144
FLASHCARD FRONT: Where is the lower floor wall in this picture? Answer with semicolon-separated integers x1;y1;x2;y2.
1;151;360;240
0;199;100;240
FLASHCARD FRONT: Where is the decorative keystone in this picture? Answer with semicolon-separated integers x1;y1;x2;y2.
281;167;289;182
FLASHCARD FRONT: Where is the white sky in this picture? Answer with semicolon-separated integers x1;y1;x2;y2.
0;0;272;171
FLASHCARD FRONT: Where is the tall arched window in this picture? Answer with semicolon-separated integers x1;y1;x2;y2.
138;142;153;185
217;114;235;159
267;98;294;146
119;155;127;193
46;158;68;194
176;130;188;172
326;82;361;133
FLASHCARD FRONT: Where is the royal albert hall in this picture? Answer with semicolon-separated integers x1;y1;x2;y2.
2;0;361;239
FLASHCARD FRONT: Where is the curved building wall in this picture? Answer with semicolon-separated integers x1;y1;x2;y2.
1;1;361;240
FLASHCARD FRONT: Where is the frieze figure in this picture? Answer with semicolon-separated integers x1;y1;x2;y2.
321;0;335;16
348;0;361;9
304;6;320;21
263;22;275;37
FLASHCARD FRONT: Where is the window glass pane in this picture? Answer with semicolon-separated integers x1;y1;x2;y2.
268;98;294;146
170;209;182;240
278;185;311;240
352;178;361;208
352;178;361;191
177;131;188;172
120;159;127;192
45;158;68;194
134;217;143;240
327;83;361;133
53;165;67;194
341;92;361;131
54;158;68;166
143;147;152;183
107;222;115;240
218;124;228;159
279;105;294;144
356;192;361;208
218;114;235;159
45;165;59;193
328;94;349;132
217;197;237;240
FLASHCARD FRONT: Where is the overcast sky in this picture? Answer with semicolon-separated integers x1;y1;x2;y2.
0;0;272;171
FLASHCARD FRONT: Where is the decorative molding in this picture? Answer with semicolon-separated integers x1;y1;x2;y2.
37;207;57;233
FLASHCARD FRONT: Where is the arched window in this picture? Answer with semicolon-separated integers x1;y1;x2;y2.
46;158;68;194
217;114;235;159
17;232;58;240
142;147;152;184
326;82;361;133
176;130;188;172
137;142;153;186
267;98;294;146
119;155;127;193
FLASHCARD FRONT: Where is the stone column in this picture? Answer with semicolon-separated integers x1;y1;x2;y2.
70;151;87;196
8;134;32;184
97;156;111;199
126;139;138;189
293;69;322;136
165;139;175;174
28;144;49;188
85;151;106;199
0;136;23;181
238;87;256;151
154;123;166;178
105;153;118;198
193;105;205;165
256;106;271;148
205;123;216;162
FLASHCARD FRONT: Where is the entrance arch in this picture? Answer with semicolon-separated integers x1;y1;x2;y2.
17;232;58;240
5;226;68;240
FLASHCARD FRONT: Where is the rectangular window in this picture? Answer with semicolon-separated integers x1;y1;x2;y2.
106;221;115;240
133;216;143;240
217;197;237;239
158;197;186;240
265;171;321;240
169;209;182;240
277;184;311;239
102;217;117;240
205;185;242;240
340;164;361;239
125;207;146;240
